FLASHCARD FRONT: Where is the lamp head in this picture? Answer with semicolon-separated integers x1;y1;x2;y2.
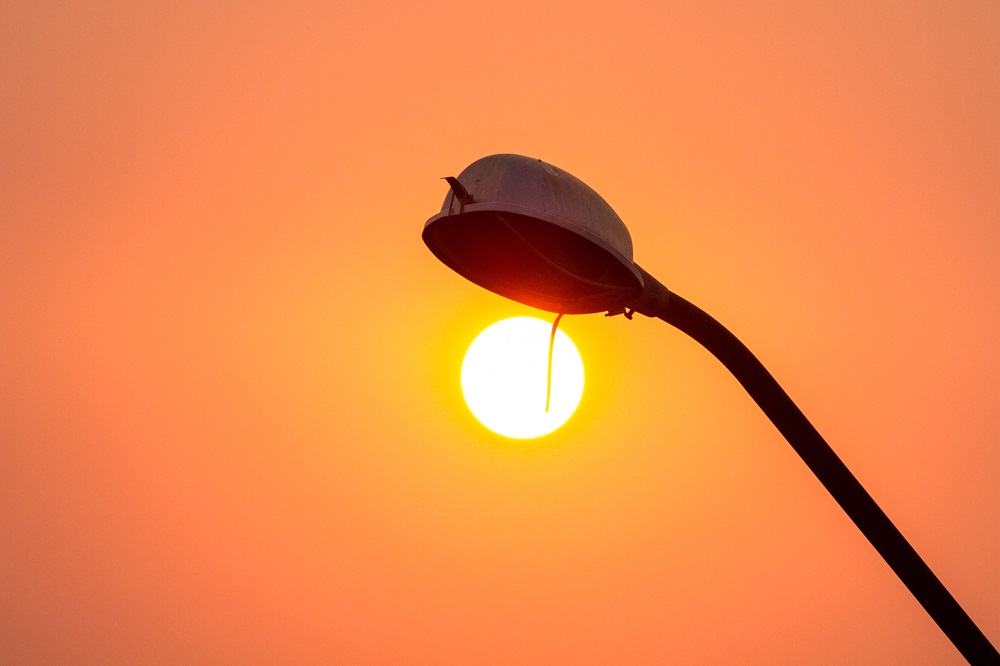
422;154;643;314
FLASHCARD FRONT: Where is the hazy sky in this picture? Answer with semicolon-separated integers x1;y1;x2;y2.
2;1;998;663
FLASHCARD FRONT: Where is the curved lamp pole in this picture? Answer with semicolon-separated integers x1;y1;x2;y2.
422;154;998;664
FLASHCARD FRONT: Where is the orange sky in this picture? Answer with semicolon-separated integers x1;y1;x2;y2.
2;1;998;663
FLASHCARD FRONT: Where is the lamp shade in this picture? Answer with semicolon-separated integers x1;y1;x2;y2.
422;154;644;314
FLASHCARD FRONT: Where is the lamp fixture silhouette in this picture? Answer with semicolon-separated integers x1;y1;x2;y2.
422;153;998;664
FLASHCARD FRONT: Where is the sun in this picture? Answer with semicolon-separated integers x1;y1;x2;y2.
461;316;584;439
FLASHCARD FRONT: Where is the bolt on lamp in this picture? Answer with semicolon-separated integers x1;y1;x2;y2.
422;153;998;664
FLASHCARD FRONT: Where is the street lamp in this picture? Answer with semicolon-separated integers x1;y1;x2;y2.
422;153;998;664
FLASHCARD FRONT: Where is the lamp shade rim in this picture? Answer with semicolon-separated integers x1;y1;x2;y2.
424;202;643;291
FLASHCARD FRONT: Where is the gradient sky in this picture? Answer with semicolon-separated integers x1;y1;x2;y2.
2;1;998;663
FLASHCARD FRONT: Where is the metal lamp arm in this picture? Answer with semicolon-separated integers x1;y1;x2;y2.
629;264;998;665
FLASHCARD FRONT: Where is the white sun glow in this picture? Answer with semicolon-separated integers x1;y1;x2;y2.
461;316;584;439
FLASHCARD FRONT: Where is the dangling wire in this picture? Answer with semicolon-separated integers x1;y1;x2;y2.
545;313;564;412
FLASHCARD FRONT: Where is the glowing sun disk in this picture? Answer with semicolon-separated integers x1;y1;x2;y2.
461;317;584;439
